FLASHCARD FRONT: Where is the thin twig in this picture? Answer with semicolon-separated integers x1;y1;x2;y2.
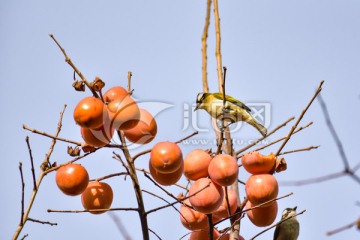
23;124;81;146
132;131;198;161
136;168;187;190
91;172;129;182
43;105;67;168
143;190;181;216
47;207;139;213
44;151;98;174
25;137;37;190
249;210;306;240
20;234;28;240
278;145;320;156
235;116;295;155
216;193;294;226
353;162;360;173
280;171;346;186
149;228;162;240
27;218;57;226
275;80;324;156
107;212;132;240
326;219;359;236
127;71;133;94
142;171;181;202
239;122;313;158
49;34;98;97
19;162;25;227
175;131;199;144
201;0;212;93
318;93;350;170
348;174;360;184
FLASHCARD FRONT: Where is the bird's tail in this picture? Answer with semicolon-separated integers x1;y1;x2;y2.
249;119;267;137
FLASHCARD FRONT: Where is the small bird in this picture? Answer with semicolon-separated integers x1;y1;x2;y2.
273;207;300;240
194;92;267;137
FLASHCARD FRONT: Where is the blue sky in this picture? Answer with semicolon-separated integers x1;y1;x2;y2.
1;1;360;239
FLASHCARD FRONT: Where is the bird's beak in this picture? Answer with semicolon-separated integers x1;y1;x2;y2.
194;104;199;111
293;206;297;211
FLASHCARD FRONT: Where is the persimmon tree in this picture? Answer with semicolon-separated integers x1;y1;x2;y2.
11;1;359;240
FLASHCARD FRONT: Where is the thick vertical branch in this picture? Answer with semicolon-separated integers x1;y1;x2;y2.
207;214;214;240
213;0;224;91
201;0;212;93
213;2;240;239
118;131;149;240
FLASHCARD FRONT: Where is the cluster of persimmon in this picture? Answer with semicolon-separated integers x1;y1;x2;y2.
55;85;158;213
242;151;279;227
178;150;244;239
53;82;281;238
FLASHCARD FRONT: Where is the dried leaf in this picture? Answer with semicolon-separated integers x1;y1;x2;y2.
357;217;360;230
72;80;85;92
67;146;81;156
275;157;287;173
90;76;105;92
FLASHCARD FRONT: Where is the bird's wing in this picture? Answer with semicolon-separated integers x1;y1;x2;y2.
212;92;252;112
273;224;281;240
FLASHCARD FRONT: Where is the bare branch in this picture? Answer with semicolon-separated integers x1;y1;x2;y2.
280;171;346;186
13;106;68;239
49;34;99;97
107;212;132;240
20;234;28;240
44;150;98;175
216;192;294;226
47;207;139;213
175;131;199;144
213;0;223;90
143;190;181;216
236;116;295;155
326;218;359;236
275;80;324;156
43;104;67;169
25;137;37;190
142;171;181;202
127;71;134;95
278;145;320;156
201;0;212;93
238;122;313;159
90;172;129;182
27;218;57;226
19;162;25;227
23;124;81;146
132;131;198;161
149;228;162;240
318;93;350;170
136;168;187;190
